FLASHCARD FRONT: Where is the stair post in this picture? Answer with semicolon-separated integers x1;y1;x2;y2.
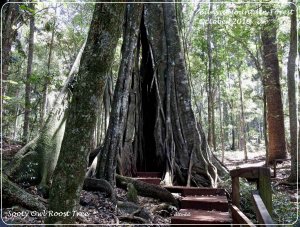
231;176;240;208
258;167;272;214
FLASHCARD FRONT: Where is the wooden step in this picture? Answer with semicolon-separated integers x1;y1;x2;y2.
164;186;226;196
136;172;161;178
180;195;229;211
171;209;231;226
134;177;161;185
182;188;226;196
163;186;186;193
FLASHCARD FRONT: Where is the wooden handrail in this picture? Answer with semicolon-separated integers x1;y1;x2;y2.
230;167;274;225
251;191;274;226
230;205;256;226
230;167;260;179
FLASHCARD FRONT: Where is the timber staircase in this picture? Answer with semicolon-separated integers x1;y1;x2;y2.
134;172;231;225
164;186;231;226
134;168;275;226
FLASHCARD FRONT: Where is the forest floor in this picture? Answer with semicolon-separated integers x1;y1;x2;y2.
1;140;299;226
1;139;171;226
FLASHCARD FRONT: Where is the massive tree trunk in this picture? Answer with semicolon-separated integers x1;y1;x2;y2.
95;2;218;188
161;2;216;186
96;3;143;185
23;4;35;143
287;1;298;182
261;3;286;164
47;4;125;224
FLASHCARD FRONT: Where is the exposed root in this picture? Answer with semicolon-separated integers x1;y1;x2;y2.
83;177;116;204
112;214;119;224
211;152;229;177
118;215;148;224
76;214;93;224
2;174;46;211
117;201;152;221
116;174;178;206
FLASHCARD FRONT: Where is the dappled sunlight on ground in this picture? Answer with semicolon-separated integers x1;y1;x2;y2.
214;143;267;170
214;144;292;179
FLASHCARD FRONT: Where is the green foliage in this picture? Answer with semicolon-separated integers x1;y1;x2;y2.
28;73;40;84
272;190;298;224
44;21;52;32
229;179;257;223
19;4;35;14
3;2;94;141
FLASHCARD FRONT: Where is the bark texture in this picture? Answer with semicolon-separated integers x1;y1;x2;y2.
261;3;286;164
47;4;125;224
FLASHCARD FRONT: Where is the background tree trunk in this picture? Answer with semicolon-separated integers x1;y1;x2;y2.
238;66;248;161
230;100;236;150
261;3;286;164
47;4;125;224
218;75;225;163
287;0;298;182
40;7;57;126
23;4;35;143
1;3;19;96
207;0;214;151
